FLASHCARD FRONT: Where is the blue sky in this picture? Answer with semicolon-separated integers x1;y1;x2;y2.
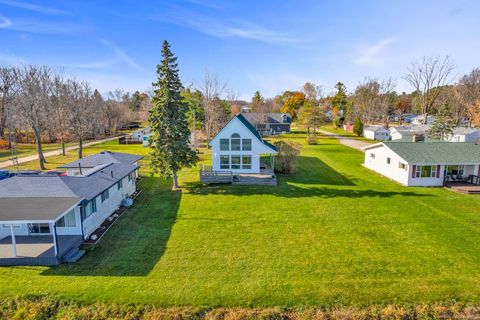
1;0;479;100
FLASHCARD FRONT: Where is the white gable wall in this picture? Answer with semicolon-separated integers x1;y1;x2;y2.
363;144;410;185
210;118;275;174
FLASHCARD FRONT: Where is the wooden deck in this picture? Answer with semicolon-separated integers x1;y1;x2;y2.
200;167;277;186
446;183;480;194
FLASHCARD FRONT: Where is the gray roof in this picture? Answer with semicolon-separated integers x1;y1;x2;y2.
390;125;430;134
0;197;81;222
364;125;389;132
59;151;143;168
382;141;480;164
60;163;138;200
0;163;137;201
453;127;480;135
241;112;290;124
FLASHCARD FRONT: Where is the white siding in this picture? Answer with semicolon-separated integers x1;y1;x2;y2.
363;145;410;185
210;118;276;174
82;174;136;237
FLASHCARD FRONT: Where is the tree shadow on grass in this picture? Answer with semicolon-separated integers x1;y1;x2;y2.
41;176;180;277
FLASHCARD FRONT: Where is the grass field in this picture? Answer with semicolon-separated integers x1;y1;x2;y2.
0;143;80;163
0;133;480;307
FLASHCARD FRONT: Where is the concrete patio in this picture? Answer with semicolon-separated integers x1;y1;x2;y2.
0;235;82;265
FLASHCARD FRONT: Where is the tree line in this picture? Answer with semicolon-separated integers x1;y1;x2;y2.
0;65;150;169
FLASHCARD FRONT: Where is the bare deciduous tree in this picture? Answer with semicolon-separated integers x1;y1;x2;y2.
0;66;19;139
403;56;455;124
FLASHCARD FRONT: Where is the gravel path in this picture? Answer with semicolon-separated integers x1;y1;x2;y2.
0;136;125;169
318;130;372;150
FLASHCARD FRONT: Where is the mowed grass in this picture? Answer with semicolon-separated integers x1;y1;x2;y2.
0;142;79;162
0;134;480;307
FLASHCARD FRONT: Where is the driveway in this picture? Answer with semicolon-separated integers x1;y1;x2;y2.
319;130;372;150
0;135;124;169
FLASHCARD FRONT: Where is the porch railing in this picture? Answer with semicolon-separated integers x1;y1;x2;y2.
444;174;480;186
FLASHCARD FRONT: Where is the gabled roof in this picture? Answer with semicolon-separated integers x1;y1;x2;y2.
241;112;290;124
364;125;389;132
212;114;277;152
59;151;143;168
364;141;480;164
453;127;480;135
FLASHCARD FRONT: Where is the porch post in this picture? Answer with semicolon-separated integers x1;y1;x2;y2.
271;154;274;171
52;223;58;257
10;224;17;257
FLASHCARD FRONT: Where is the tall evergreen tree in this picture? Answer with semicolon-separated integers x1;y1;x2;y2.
149;40;198;189
428;102;455;141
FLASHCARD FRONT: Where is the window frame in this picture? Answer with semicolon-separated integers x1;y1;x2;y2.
231;155;241;169
242;155;252;169
220;139;230;151
101;189;110;203
220;155;230;169
242;138;252;151
117;179;123;190
386;157;391;164
230;133;241;151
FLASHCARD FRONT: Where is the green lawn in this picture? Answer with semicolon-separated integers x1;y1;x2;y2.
1;134;480;307
0;142;80;163
320;125;372;142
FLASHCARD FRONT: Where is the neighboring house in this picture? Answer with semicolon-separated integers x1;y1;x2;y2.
362;141;480;187
131;127;151;147
389;125;430;141
363;125;390;140
411;115;435;125
0;151;142;265
343;122;354;133
209;113;278;174
446;127;480;143
241;112;291;135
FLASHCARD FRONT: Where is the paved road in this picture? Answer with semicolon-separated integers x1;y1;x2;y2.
0;135;124;169
319;130;372;150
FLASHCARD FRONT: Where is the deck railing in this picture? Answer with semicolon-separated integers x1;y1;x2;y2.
199;165;233;184
444;174;480;186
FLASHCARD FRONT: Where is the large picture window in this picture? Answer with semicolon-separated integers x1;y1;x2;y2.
231;133;241;151
415;165;437;178
220;139;229;151
242;138;252;151
242;155;252;169
231;155;241;169
220;155;230;169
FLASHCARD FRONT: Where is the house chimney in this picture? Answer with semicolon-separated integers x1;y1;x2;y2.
412;134;425;143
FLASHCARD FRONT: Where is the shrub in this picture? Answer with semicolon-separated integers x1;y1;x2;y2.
0;139;8;150
273;140;301;174
307;134;317;145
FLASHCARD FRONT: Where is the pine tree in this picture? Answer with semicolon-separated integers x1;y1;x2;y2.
428;102;455;141
353;117;363;137
149;40;198;190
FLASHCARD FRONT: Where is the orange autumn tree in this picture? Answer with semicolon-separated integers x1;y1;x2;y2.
280;92;305;120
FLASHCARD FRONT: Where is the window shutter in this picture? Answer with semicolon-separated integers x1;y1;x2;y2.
412;165;416;179
436;165;441;178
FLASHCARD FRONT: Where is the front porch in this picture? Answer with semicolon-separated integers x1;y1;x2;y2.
444;173;480;195
0;235;83;266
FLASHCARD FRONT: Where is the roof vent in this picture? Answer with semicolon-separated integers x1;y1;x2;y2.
412;134;425;143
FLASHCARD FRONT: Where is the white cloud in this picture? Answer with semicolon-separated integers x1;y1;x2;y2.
0;0;67;15
155;10;299;45
99;39;151;74
354;37;397;66
0;14;11;27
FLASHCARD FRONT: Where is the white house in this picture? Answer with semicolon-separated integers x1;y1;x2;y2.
411;115;435;125
0;151;142;265
389;125;430;141
131;127;151;147
446;127;480;143
363;125;390;140
362;141;480;187
209;114;278;174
